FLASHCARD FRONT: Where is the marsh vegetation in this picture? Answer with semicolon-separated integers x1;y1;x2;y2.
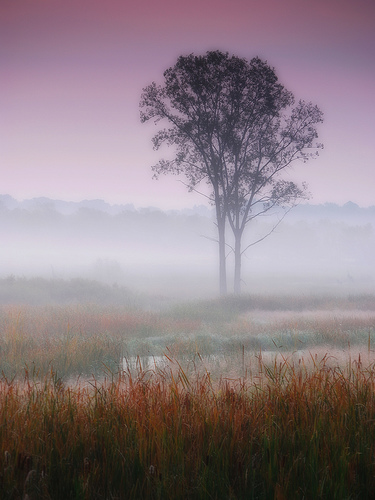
0;279;375;498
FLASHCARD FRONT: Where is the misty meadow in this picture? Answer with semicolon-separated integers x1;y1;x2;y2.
0;41;372;498
0;197;375;498
0;283;375;499
3;0;375;496
1;195;374;297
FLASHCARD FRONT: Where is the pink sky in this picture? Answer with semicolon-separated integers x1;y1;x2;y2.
1;0;375;208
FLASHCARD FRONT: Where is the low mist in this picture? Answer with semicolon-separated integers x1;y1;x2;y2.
1;195;374;300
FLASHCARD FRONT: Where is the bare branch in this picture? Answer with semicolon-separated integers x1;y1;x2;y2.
240;206;293;255
177;180;214;202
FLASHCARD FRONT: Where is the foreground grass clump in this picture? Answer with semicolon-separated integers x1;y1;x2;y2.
2;357;375;499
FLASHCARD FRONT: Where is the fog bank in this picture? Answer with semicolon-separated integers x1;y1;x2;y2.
1;195;374;298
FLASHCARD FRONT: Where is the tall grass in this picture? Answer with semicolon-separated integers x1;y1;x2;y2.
1;356;375;498
0;295;374;380
1;292;375;497
0;304;200;378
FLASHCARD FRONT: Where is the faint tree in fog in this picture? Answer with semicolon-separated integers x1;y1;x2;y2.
140;50;323;295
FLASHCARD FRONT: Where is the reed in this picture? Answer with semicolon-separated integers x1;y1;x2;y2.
0;294;374;497
1;354;375;498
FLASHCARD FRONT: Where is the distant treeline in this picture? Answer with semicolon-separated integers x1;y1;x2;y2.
1;195;374;295
1;194;375;221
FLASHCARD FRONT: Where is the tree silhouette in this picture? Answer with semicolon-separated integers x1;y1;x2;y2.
140;51;323;294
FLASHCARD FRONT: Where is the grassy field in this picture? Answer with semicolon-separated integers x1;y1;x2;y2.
1;280;375;498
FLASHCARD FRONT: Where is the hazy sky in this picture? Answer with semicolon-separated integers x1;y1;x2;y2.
1;0;375;209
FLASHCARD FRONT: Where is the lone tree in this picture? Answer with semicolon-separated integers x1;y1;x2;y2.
140;51;323;295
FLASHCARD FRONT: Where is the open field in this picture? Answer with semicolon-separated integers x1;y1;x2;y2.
1;286;374;380
1;283;375;498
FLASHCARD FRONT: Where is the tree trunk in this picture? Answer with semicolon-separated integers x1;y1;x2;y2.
233;231;242;295
216;213;227;296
